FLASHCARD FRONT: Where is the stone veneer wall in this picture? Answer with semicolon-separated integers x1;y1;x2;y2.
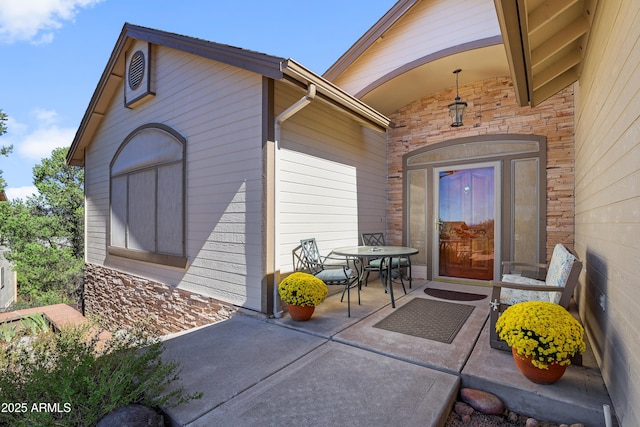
84;263;236;335
387;77;575;260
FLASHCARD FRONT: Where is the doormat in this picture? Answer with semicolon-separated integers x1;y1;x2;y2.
373;298;475;344
424;288;487;301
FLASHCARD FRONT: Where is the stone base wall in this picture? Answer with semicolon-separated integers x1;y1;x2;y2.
387;77;575;260
84;263;236;335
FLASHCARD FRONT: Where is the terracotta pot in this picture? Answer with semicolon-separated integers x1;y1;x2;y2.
286;304;315;321
511;347;568;384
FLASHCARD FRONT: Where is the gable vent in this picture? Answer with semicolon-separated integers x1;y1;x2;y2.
128;51;145;90
124;42;155;109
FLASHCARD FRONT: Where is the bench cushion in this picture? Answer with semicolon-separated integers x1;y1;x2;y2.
500;274;558;305
545;243;576;288
500;244;576;306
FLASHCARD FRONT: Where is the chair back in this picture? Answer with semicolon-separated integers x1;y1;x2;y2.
292;244;307;272
297;238;324;275
546;244;582;307
361;232;385;247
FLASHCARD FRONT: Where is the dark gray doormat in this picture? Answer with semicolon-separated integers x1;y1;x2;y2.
373;298;475;344
424;288;487;301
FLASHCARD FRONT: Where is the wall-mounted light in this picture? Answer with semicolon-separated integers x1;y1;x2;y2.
448;69;467;127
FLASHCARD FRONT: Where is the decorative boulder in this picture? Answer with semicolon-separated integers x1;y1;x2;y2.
454;401;474;417
97;404;164;427
460;387;505;415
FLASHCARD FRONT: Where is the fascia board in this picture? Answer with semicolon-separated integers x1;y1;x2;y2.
283;59;391;131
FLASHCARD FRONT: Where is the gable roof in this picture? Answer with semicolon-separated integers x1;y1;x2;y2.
322;0;507;115
323;0;419;81
67;23;390;166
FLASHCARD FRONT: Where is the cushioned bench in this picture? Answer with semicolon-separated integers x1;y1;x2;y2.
489;243;583;351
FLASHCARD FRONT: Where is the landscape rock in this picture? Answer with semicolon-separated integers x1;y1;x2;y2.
454;401;474;417
508;411;520;423
96;404;164;427
526;417;540;427
459;387;505;415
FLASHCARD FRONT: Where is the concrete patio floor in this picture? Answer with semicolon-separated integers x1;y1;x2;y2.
159;279;616;427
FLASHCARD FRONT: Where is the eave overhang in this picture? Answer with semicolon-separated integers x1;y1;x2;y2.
282;59;391;131
494;0;598;107
66;24;390;167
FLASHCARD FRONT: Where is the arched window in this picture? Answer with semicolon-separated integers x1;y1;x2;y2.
109;124;187;268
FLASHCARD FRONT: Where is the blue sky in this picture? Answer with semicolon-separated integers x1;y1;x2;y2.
0;0;394;200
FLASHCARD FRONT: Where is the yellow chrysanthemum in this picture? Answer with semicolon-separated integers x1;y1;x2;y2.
495;301;586;369
278;272;328;306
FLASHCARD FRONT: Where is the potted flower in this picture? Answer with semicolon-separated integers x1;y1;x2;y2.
495;301;586;384
278;272;328;321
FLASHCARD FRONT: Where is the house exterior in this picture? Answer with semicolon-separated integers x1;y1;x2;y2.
67;23;390;333
69;0;639;424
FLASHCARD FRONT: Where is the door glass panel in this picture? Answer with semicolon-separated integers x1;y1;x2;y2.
438;167;495;280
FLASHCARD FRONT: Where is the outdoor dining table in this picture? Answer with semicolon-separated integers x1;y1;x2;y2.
332;246;419;309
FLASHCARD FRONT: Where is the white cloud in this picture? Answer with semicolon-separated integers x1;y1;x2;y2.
5;185;38;201
32;108;59;125
17;125;76;161
5;109;76;161
0;0;103;44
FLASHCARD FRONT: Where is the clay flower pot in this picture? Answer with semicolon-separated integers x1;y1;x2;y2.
286;304;315;321
496;301;586;382
511;347;568;384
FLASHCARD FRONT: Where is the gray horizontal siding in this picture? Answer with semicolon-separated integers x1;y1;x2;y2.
84;43;264;310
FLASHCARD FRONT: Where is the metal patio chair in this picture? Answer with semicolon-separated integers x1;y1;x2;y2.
292;238;361;317
360;232;412;289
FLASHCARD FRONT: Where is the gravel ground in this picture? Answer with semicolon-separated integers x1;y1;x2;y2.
444;406;567;427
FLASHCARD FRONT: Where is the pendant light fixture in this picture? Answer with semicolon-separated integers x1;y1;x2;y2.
448;69;467;127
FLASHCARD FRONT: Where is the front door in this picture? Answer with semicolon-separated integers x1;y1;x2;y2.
434;163;499;281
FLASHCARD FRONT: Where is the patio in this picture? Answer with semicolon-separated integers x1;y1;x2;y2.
160;278;615;426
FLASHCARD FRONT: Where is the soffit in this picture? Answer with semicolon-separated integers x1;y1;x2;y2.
494;0;598;107
359;44;510;116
